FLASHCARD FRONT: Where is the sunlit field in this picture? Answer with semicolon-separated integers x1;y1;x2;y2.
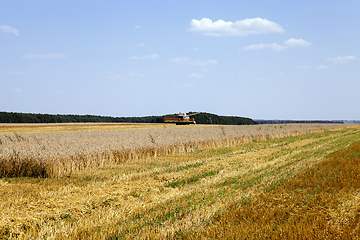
1;123;359;239
0;123;344;178
0;123;175;135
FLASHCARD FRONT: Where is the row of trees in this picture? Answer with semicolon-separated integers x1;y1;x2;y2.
0;111;256;125
1;112;346;125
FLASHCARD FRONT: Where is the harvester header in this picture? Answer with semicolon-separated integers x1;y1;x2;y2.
164;112;203;125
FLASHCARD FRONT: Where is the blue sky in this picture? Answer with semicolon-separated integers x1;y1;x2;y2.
1;1;359;120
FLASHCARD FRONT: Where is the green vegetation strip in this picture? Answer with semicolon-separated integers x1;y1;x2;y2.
167;170;218;188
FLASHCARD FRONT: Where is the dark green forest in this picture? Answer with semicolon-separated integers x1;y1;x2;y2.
0;111;255;125
1;112;344;125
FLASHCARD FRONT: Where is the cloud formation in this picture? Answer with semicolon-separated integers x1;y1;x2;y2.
317;65;329;70
0;25;19;36
21;53;66;59
187;73;203;78
326;55;357;63
130;54;158;59
188;17;285;36
171;57;217;65
283;38;312;47
244;43;286;51
243;38;312;51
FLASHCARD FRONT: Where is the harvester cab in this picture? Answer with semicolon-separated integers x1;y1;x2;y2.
164;112;203;125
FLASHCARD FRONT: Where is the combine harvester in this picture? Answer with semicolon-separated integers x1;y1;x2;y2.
164;112;203;125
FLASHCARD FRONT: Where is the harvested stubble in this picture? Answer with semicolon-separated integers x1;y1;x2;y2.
0;125;359;239
0;123;346;177
188;138;360;239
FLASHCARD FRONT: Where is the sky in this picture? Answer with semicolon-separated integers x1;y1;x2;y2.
1;0;359;120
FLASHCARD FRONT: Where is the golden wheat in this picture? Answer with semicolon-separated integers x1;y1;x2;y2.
0;123;347;177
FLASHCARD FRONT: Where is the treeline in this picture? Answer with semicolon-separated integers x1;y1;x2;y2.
0;111;164;124
255;120;343;124
0;111;255;125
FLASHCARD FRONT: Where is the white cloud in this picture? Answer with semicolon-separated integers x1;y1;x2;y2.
21;53;66;59
317;65;329;70
0;25;19;36
171;57;218;65
130;53;158;59
283;38;312;47
326;56;357;63
243;38;312;51
184;83;197;87
243;43;286;51
135;25;143;29
136;43;145;47
207;60;217;64
187;73;203;78
188;17;285;36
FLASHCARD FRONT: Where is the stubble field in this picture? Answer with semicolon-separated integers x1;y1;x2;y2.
0;123;359;239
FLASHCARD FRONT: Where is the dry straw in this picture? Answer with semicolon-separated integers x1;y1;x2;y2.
188;140;360;239
0;123;346;177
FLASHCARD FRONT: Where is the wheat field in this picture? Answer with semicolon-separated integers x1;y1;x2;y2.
0;123;359;239
0;123;345;177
